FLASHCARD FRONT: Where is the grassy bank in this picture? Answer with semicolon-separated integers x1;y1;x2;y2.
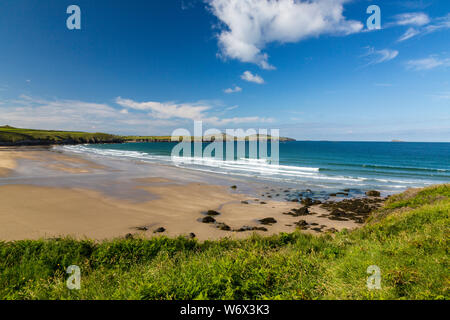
0;185;448;300
0;126;123;145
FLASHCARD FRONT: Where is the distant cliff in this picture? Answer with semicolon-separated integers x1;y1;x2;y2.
0;126;296;146
124;133;296;143
0;126;123;146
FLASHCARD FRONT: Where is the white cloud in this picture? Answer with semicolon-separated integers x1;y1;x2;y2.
0;95;276;135
115;97;211;120
116;97;272;126
398;27;421;41
397;13;450;41
203;116;274;126
0;95;127;132
394;12;430;26
364;47;399;65
406;56;450;71
224;86;242;93
241;71;264;84
225;105;239;111
207;0;363;69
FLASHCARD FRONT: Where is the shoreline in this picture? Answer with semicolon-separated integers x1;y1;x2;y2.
0;146;386;241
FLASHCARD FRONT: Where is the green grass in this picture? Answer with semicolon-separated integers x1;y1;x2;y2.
0;126;123;145
0;185;448;300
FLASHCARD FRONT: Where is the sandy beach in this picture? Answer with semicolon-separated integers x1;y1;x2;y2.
0;146;378;241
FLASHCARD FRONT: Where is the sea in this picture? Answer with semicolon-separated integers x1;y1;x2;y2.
60;141;450;195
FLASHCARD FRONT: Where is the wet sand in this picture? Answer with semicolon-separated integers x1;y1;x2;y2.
0;147;18;177
0;146;366;241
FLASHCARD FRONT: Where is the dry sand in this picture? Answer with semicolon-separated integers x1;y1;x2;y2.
0;147;359;241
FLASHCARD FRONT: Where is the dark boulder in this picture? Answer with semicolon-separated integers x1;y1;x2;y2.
285;206;310;217
366;190;381;197
235;225;268;232
294;220;308;228
201;216;216;223
331;209;346;216
154;227;166;233
254;226;268;232
301;197;314;206
259;217;277;225
236;225;253;232
216;222;231;231
206;210;221;216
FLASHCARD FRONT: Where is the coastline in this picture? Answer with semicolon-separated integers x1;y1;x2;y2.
0;146;384;241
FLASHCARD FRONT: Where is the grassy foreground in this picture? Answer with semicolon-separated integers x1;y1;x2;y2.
0;185;448;300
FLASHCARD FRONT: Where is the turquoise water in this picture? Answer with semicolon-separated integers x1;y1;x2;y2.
61;141;450;193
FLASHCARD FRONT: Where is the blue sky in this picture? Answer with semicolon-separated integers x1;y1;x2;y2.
0;0;449;141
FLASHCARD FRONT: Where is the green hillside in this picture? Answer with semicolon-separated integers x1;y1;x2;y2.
0;126;123;145
0;126;296;145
